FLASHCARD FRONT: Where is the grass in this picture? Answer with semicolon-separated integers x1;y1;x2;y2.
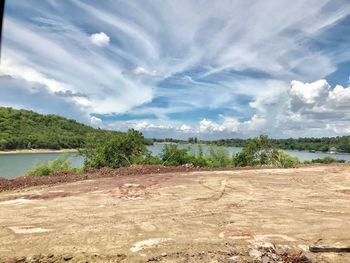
27;155;82;176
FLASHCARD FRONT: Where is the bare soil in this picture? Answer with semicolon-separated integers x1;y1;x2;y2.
0;165;350;262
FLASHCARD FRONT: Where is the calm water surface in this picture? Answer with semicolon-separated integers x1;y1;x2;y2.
1;144;349;179
0;153;84;179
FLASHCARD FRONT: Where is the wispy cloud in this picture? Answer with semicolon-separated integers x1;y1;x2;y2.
1;0;350;138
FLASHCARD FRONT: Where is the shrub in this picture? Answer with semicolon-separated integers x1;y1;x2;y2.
233;135;273;166
82;129;147;169
27;155;79;176
307;156;345;164
205;146;231;168
135;152;162;165
160;144;191;166
233;135;300;168
270;150;300;168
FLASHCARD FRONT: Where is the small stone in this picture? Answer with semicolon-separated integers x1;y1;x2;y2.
261;256;270;263
63;255;73;261
270;253;279;260
16;256;26;262
275;246;286;255
257;242;275;249
249;249;263;258
229;255;240;262
31;255;43;263
161;252;167;257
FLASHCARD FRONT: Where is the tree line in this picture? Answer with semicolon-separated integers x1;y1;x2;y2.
1;106;349;154
153;136;350;153
0;107;120;150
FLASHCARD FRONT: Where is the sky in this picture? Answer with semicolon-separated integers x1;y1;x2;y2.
1;0;350;139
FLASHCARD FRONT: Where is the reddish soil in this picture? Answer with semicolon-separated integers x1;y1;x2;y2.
0;164;286;192
0;165;203;192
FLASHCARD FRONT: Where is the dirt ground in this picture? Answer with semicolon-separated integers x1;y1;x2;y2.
0;165;350;262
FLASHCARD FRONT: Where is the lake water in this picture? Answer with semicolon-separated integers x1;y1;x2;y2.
1;143;349;179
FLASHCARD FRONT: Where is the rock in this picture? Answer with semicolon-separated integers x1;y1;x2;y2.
269;252;279;260
256;242;275;249
249;249;263;258
229;255;240;262
30;255;43;263
19;257;27;263
261;256;271;263
161;252;167;257
63;255;73;261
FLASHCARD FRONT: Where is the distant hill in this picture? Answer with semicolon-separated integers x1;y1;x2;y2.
0;107;119;150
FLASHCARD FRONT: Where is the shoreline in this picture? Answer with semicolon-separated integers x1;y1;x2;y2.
0;149;79;155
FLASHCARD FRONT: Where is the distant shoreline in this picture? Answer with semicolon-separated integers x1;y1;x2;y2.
0;149;79;155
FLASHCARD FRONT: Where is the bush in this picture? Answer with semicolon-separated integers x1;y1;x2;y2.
27;155;80;176
205;146;231;168
233;135;273;166
135;152;162;165
306;156;346;164
158;144;231;168
270;150;300;168
233;135;300;168
82;129;147;169
160;144;191;166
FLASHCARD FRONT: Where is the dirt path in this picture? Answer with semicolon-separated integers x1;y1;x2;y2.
0;165;350;262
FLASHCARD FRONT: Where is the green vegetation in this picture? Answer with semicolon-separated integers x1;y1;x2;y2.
304;156;346;164
0;107;120;150
82;132;299;169
82;129;148;169
232;135;300;168
154;136;350;153
27;155;81;176
2;107;349;154
205;136;350;153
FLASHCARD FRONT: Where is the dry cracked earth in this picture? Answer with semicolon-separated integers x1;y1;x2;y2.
0;165;350;262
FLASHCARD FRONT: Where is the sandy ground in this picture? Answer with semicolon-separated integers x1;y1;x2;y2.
0;165;349;262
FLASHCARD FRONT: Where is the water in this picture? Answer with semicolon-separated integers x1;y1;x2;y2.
148;144;350;162
1;144;349;179
0;153;84;179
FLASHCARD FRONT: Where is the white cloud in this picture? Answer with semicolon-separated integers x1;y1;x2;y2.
89;32;110;47
288;79;350;114
199;119;224;133
289;80;330;104
329;85;350;107
90;116;102;127
132;67;162;77
199;117;240;133
178;124;192;133
131;121;172;131
115;78;350;138
0;57;72;93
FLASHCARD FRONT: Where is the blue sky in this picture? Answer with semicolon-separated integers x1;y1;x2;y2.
1;0;350;139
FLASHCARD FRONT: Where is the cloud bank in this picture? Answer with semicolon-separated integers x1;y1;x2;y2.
1;0;350;138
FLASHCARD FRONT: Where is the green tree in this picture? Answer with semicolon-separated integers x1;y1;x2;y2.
83;129;147;169
160;144;190;166
233;135;300;168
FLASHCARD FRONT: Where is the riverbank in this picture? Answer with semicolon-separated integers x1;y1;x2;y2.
0;149;78;155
